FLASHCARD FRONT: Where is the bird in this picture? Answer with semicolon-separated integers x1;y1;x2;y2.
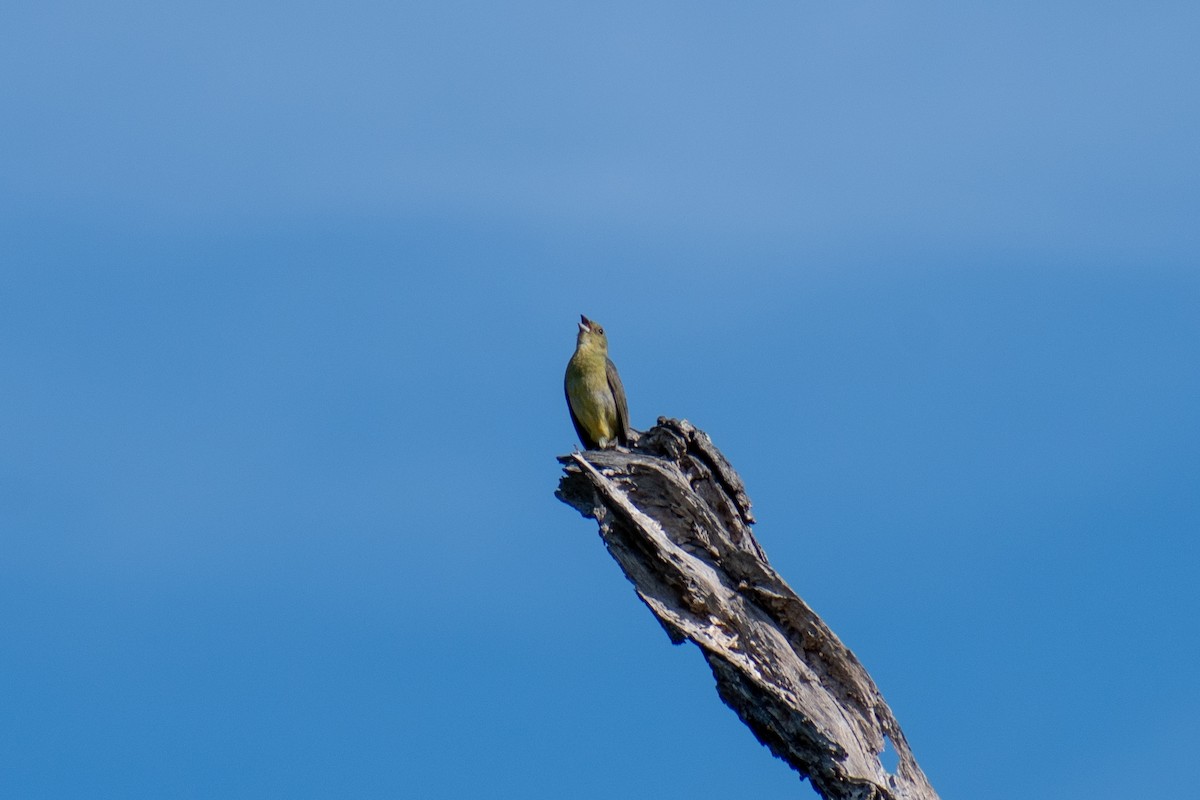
564;314;631;450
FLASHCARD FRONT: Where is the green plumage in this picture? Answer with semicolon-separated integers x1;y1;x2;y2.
564;315;630;450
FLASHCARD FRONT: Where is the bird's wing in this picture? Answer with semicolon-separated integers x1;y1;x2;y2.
606;357;631;445
564;378;597;449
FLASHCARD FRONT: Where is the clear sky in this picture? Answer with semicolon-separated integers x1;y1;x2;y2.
2;3;1197;798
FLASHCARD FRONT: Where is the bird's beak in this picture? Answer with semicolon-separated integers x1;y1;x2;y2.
579;314;592;333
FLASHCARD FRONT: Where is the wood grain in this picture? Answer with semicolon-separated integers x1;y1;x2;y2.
556;418;939;800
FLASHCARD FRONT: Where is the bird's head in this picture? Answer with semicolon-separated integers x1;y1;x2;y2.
576;314;609;352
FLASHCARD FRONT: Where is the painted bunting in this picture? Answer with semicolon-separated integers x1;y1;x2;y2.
564;315;630;450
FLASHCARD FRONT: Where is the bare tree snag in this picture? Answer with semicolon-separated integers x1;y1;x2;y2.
555;418;939;800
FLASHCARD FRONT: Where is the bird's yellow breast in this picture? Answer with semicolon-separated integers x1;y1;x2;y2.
566;350;617;443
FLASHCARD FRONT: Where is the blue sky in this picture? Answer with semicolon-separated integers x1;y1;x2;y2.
2;3;1197;798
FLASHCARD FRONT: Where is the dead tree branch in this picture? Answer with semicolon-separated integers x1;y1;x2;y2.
555;418;939;800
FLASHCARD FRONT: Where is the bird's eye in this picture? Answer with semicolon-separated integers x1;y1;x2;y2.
597;327;604;334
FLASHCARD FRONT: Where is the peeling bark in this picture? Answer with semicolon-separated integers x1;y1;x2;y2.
556;418;939;800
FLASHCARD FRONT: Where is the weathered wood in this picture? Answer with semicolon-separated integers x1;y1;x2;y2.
556;418;939;800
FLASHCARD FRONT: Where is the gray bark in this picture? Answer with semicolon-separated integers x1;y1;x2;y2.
555;418;939;800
